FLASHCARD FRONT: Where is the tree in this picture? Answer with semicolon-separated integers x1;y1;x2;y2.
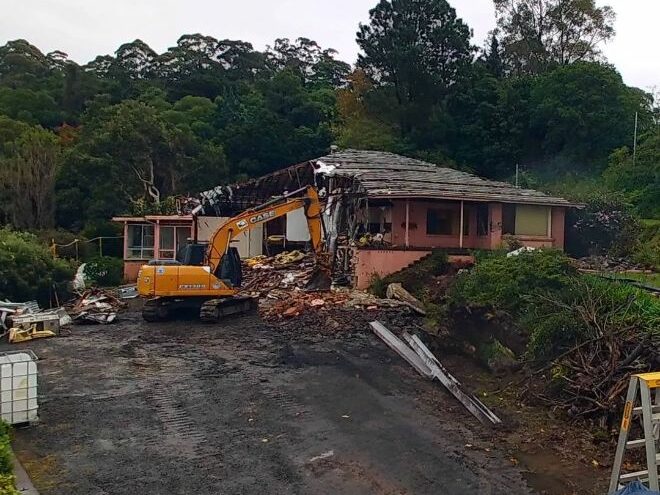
0;228;73;305
356;0;473;132
0;118;61;229
0;39;50;88
529;62;652;170
484;33;504;78
495;0;615;75
266;38;350;87
336;69;401;151
604;130;660;218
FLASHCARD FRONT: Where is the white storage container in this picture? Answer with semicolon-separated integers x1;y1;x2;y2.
0;351;38;424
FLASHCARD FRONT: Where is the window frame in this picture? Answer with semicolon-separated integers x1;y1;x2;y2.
426;208;458;236
126;223;155;260
158;224;191;260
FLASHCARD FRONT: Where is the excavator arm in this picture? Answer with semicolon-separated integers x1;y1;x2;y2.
206;186;324;274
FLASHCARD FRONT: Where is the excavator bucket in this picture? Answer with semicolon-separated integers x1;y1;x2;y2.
305;266;332;291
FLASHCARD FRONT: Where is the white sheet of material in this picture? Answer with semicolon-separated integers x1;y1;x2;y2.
286;208;311;242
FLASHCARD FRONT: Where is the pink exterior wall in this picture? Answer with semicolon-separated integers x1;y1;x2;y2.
390;200;493;249
488;202;503;249
124;261;143;283
353;249;476;289
354;249;430;289
551;207;566;251
387;199;565;251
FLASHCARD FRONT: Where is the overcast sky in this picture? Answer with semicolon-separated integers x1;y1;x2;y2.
1;0;657;90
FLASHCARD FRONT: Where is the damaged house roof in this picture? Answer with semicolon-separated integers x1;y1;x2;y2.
200;149;574;214
315;150;573;206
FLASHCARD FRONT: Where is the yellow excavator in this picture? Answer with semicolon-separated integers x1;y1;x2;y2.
136;186;329;322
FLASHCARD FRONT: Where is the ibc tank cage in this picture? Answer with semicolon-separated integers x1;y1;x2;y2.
0;350;38;425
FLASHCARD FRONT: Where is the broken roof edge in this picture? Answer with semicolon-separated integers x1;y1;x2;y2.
364;193;580;207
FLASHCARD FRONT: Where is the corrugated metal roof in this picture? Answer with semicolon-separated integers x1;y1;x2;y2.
314;149;574;206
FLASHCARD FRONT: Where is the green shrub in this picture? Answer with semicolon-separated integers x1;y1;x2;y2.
0;227;74;305
0;424;11;477
524;275;659;360
633;220;660;270
83;256;124;287
0;473;18;495
0;420;17;495
369;273;387;298
33;229;91;261
449;249;575;317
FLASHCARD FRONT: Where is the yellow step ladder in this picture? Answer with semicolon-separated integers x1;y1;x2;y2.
609;372;660;493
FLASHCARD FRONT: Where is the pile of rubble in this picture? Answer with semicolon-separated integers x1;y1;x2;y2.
241;251;320;294
0;286;130;344
241;250;428;327
572;255;651;273
0;300;72;343
67;288;126;324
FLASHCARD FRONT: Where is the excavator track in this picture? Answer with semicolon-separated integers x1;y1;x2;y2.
142;298;171;322
199;296;258;323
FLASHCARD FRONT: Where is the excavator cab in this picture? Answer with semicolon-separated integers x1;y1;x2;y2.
176;243;206;266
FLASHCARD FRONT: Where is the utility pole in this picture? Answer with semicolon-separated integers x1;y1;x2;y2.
515;163;519;188
632;111;638;167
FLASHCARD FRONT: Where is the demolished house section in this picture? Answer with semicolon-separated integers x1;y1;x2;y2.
195;149;574;289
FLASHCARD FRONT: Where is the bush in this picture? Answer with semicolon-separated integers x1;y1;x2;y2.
33;229;92;261
449;249;575;317
83;256;124;287
565;195;641;258
0;420;17;495
0;227;74;305
633;220;660;270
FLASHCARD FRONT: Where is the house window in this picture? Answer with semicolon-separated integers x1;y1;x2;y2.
426;209;458;235
502;204;516;235
502;205;550;236
515;205;549;236
477;204;489;236
127;224;154;259
367;205;392;235
159;225;191;259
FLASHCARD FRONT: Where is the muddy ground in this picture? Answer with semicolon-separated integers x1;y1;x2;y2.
5;309;609;494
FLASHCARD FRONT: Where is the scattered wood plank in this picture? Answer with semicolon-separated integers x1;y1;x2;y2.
385;283;426;315
369;321;432;378
401;331;502;426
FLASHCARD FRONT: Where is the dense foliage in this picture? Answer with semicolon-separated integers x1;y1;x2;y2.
0;228;74;304
0;421;17;495
565;195;641;258
449;249;576;316
448;249;660;419
0;0;656;238
83;256;124;287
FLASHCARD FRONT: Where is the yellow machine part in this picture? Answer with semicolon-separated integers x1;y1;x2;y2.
9;325;56;344
137;264;237;298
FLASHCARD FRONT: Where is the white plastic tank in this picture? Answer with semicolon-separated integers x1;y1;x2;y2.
0;351;38;424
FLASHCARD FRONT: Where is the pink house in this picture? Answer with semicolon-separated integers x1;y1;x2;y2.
194;149;575;289
111;215;193;282
112;150;574;287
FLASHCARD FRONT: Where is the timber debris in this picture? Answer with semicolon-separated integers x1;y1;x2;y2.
67;288;124;324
